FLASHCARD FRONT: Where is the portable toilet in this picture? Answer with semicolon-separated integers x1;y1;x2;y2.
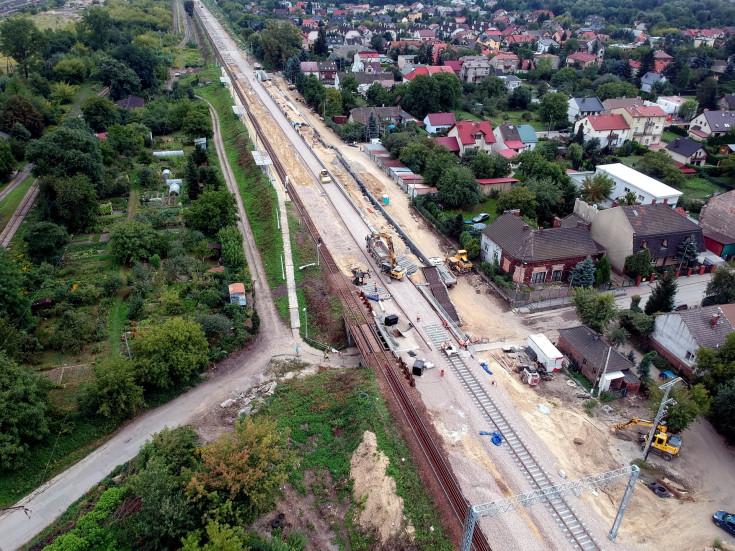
382;194;389;205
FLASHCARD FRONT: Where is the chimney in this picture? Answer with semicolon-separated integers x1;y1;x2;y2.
552;216;563;228
711;313;721;326
663;198;668;205
509;209;521;217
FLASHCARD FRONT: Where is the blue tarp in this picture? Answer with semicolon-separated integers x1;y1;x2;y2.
480;431;503;446
480;362;493;375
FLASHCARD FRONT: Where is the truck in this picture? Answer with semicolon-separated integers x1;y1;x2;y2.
366;233;406;280
428;257;457;288
526;334;565;372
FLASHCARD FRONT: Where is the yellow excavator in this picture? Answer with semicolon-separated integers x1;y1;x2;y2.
445;250;473;275
365;233;407;280
612;418;682;460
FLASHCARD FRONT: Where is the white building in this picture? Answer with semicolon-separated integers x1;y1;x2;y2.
591;163;682;207
423;113;457;134
656;96;688;116
572;114;630;149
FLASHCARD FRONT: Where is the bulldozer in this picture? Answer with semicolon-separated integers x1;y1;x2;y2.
612;418;682;460
365;233;406;280
445;250;473;275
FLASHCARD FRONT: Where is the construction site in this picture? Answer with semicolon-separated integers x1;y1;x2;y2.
193;4;735;550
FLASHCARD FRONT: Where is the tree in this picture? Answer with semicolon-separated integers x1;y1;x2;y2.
648;383;711;434
644;271;678;314
594;256;611;286
436;166;481;209
508;86;532;109
259;21;303;69
323;88;343;118
77;7;111;50
624;249;653;279
566;142;583;170
570;287;617;333
569;257;596;288
0;352;52;472
133;317;209;390
181;522;247;551
618;190;638;206
433;72;462;111
638;351;656;382
423;150;459;186
302;75;325;107
580;173;614;204
400;74;439;119
23;222;69;264
697;77;718;111
110;219;160;264
218;225;246;270
365;111;379;140
185;156;201;200
705;262;735;305
186;416;294;525
608;325;629;348
112;44;160;89
185;188;238;235
0;255;30;324
182;109;213;141
0;95;44;137
0;140;14;182
283;55;302;84
679;99;697;120
94;58;141;101
693;333;735;395
675;237;699;271
538;92;569;127
0;18;44;78
470;151;509;179
52;57;87;84
635;150;684;187
39;174;98;232
313;26;328;57
496;186;538;219
107;124;144;158
79;359;144;419
81;96;118;132
711;379;735;442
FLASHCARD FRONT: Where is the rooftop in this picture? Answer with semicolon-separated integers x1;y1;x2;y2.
425;112;457;126
666;306;735;349
597;163;682;199
700;189;735;240
558;325;634;372
620;203;702;238
584;114;630;131
665;137;704;158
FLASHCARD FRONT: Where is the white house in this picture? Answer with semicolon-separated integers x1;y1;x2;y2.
573;114;631;149
500;75;522;90
423;112;457;134
650;305;735;377
688;110;735;140
656;96;688;117
591;163;682;207
567;97;604;123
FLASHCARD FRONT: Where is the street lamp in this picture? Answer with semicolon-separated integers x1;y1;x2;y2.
303;307;308;339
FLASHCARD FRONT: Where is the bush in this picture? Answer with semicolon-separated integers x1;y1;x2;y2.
100;273;123;295
78;359;145;419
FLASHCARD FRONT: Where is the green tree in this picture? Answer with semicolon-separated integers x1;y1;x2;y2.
323;88;343;118
594;256;611;286
0;140;15;182
679;98;697;120
570;287;617;333
580;172;614;204
711;379;735;442
400;74;439;119
284;55;302;83
0;95;44;137
618;190;638;206
313;25;328;57
181;521;247;551
608;325;629;348
133;317;209;389
39;174;98;232
0;18;44;78
433;71;462;111
638;351;656;382
185;188;238;235
0;352;52;472
107;124;144;158
77;6;111;50
693;333;735;395
675;237;699;271
705;262;735;305
635;150;684;187
182;109;213;141
436;165;481;209
648;383;711;434
624;249;653;279
52;58;87;84
94;58;141;100
81;96;118;132
508;86;532;109
218;225;246;270
569;257;596;288
259;21;303;69
696;77;718;111
186;416;294;525
644;271;678;314
496;186;538;219
79;359;145;419
566;142;583;170
110;219;160;264
470;151;509;179
538;92;569;127
423;150;459;186
302;75;325;107
23;222;69;264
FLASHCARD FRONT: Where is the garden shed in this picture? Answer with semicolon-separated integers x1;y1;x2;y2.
228;283;247;305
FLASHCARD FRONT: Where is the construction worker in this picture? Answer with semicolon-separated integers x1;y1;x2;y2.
324;350;329;360
441;342;447;351
374;282;378;293
416;313;422;322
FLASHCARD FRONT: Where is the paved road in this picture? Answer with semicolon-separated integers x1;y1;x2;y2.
614;272;712;310
0;91;331;551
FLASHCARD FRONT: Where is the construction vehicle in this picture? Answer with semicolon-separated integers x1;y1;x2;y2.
445;250;473;275
365;233;406;280
428;257;457;288
320;169;331;183
612;418;682;460
520;364;540;385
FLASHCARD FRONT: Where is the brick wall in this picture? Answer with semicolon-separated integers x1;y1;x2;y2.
649;337;693;378
500;252;603;285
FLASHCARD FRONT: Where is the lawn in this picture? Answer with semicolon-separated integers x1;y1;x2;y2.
0;172;35;231
31;14;75;31
452;109;548;131
661;131;681;144
445;197;498;222
677;177;724;200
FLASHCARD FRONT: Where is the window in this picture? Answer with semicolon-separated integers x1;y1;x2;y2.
661;239;668;248
531;271;546;283
638;194;645;201
641;240;648;249
685;351;695;361
552;270;563;281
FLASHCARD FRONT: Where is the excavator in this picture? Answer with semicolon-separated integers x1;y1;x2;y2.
445;250;473;275
365;233;407;280
612;417;683;460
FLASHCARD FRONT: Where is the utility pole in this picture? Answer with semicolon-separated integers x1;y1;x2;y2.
643;377;682;461
594;346;612;397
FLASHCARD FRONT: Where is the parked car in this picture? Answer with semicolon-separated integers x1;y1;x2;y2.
472;213;490;223
713;511;735;536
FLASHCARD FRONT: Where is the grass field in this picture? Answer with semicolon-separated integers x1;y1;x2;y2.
31;14;75;31
677;177;723;200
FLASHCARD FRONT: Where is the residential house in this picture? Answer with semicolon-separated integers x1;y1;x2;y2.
717;93;735;110
516;124;538;150
458;56;494;83
114;95;145;110
573;114;631;149
656;96;688;117
423;112;457;134
478;31;502;49
352;50;380;72
402;65;455;81
479;210;603;284
664;138;707;167
489;53;519;73
500;75;522;90
610;104;667;146
640;72;666;93
299;60;338;83
397;54;417;70
444;120;496;157
688;110;735;140
650;305;735;377
572;199;704;272
567;97;604;124
566;52;601;69
492;123;537;153
699;190;735;259
653;50;674;73
601;97;644;113
536;38;559;53
476;177;518;195
348;106;403;126
557;326;640;394
334;72;395;94
443;60;463;76
718;144;735;156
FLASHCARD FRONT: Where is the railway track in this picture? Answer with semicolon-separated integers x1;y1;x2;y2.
0;181;38;249
0;163;33;204
195;10;492;551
